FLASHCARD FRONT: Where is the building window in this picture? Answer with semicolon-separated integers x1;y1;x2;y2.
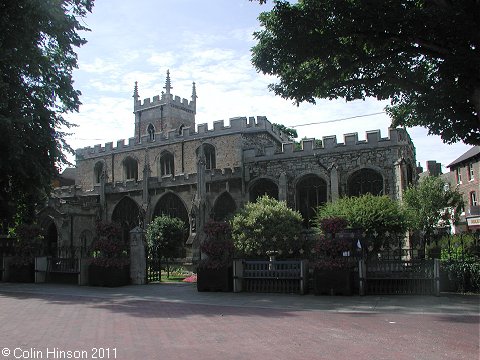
456;168;462;184
347;168;383;196
468;163;474;181
471;191;478;207
94;161;104;184
204;144;216;170
197;144;216;170
123;157;138;181
147;123;155;141
160;151;174;176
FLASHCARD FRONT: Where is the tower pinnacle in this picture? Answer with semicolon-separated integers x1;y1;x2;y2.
164;70;172;95
133;81;139;103
191;81;197;113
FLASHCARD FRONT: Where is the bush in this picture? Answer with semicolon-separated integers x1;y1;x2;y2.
230;195;304;258
91;222;129;268
315;194;408;251
198;220;235;270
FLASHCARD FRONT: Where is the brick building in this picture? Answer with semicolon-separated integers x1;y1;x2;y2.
446;146;480;233
38;71;417;260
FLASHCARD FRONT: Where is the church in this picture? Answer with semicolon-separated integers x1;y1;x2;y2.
39;71;417;260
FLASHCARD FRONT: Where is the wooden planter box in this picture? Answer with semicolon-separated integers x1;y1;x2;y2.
88;264;130;287
197;266;233;292
8;263;35;283
313;268;353;295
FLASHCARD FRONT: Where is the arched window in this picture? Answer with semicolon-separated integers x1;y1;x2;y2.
249;178;278;201
160;151;174;176
123;157;138;181
153;192;189;241
296;175;327;227
196;144;216;170
112;197;140;243
94;161;104;184
213;192;237;221
347;168;383;196
147;123;155;141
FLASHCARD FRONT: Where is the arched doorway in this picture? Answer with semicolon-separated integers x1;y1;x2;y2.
347;168;383;196
153;192;190;239
296;175;327;227
249;178;278;201
111;197;140;243
212;192;237;221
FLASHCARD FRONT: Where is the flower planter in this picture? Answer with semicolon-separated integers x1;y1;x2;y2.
197;266;233;292
313;268;353;295
8;263;35;283
88;264;130;287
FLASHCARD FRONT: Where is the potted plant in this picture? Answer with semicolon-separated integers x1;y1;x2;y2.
88;222;130;287
197;220;235;291
7;224;43;282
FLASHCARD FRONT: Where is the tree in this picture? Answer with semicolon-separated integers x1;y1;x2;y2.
146;215;186;259
251;0;480;145
403;176;464;243
273;123;298;140
230;195;304;257
0;0;94;232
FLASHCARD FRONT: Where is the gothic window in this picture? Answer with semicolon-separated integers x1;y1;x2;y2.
249;178;278;201
147;123;155;141
471;191;477;207
160;151;174;176
347;168;383;196
196;144;216;170
94;161;104;184
153;192;189;241
123;157;138;181
296;175;327;228
112;196;140;243
213;192;237;221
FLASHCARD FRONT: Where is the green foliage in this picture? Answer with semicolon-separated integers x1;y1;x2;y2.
146;215;186;259
11;223;44;266
403;176;464;234
0;0;95;232
273;123;298;140
230;195;303;257
316;194;408;237
251;0;479;145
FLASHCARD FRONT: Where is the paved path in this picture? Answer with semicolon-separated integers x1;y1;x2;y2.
0;283;478;360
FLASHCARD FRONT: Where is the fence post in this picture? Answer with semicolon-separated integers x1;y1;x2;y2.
130;226;146;285
233;259;243;293
359;259;366;296
434;258;440;296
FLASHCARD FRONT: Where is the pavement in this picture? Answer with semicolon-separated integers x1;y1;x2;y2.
0;282;478;360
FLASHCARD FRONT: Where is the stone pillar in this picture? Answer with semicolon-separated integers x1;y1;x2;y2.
130;226;146;285
330;165;339;201
278;172;287;201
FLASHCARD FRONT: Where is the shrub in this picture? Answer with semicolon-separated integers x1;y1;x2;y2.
313;235;353;270
91;222;129;268
198;220;235;270
230;195;304;258
10;223;44;266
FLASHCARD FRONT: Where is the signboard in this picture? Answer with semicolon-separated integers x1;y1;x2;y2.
466;216;480;229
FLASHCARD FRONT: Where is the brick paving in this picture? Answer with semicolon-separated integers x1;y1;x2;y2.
0;284;478;360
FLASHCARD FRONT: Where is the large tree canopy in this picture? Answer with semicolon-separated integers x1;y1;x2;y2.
0;0;94;230
251;0;480;145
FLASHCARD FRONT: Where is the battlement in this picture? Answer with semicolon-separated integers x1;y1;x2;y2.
134;92;195;112
76;116;289;159
243;128;413;160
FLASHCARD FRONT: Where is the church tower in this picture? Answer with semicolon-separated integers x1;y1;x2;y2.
133;70;196;142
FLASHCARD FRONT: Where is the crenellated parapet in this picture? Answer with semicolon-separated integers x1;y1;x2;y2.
76;116;289;160
134;93;196;114
243;128;413;160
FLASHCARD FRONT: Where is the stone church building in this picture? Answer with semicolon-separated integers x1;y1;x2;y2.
39;71;417;260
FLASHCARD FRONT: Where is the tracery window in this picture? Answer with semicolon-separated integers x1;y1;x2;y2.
123;157;138;181
147;123;155;141
160;151;174;176
347;168;383;196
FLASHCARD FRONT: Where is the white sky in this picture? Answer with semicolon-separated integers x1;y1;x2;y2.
65;0;472;172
